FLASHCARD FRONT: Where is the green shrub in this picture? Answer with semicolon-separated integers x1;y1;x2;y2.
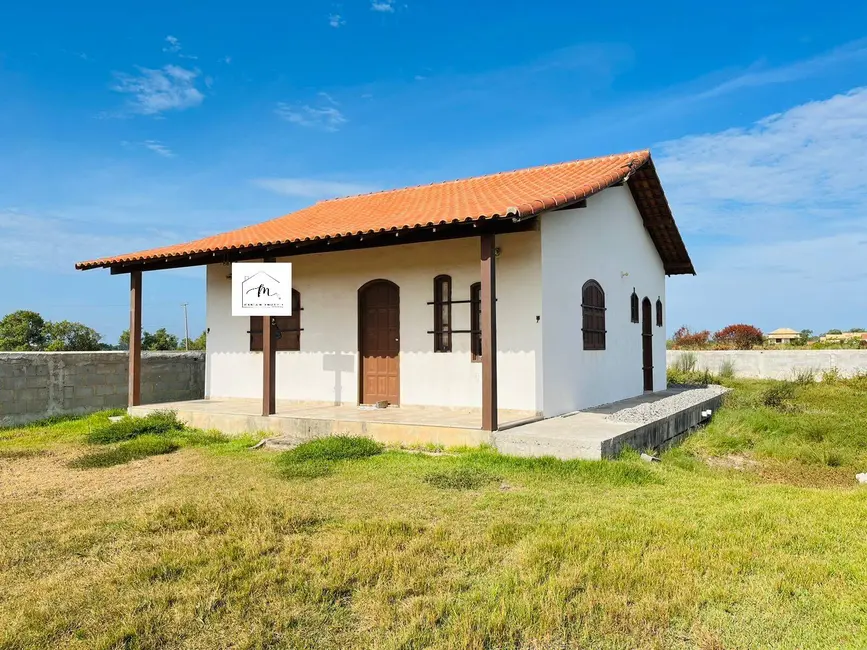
760;382;796;409
718;359;736;379
276;436;382;481
87;411;183;444
673;352;698;374
69;435;179;469
821;367;841;384
282;436;383;463
792;368;816;385
423;466;500;490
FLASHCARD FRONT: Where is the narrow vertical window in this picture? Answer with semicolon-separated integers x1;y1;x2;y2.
582;280;606;350
656;297;663;327
470;282;482;361
249;288;302;351
631;289;639;323
433;275;452;352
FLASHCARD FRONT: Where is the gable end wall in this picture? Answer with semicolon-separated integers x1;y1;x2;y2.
540;185;667;415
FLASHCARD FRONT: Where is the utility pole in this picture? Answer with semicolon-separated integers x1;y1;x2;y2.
181;303;190;351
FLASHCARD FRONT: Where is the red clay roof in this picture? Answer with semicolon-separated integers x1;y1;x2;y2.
76;149;693;273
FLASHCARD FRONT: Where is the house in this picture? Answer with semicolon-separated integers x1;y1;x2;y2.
76;150;694;437
766;328;800;345
820;331;867;343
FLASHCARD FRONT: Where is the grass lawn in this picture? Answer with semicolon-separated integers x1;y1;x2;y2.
1;378;867;649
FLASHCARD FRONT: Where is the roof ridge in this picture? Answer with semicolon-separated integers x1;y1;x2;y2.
315;149;651;205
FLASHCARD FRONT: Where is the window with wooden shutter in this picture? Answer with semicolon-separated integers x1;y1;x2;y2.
631;289;639;323
433;275;452;352
582;280;606;350
656;298;663;327
470;282;482;361
249;289;302;351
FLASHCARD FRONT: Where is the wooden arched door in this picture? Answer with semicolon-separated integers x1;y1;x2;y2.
642;297;653;392
358;280;400;405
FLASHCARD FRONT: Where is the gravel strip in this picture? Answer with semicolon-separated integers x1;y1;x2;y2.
605;385;728;424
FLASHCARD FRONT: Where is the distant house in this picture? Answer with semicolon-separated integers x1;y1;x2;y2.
820;331;867;343
766;328;800;345
76;149;694;434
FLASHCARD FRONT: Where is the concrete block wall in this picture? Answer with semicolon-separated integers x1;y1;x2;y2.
667;350;867;380
0;352;205;427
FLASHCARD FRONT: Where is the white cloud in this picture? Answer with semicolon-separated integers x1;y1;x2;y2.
163;35;182;54
329;13;346;27
0;210;154;271
142;140;175;158
657;86;867;332
252;178;375;199
221;55;232;64
370;0;395;12
656;87;867;238
275;94;347;131
697;39;867;100
163;35;198;59
111;65;205;115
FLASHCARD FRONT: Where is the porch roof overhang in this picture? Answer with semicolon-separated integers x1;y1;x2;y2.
75;150;696;276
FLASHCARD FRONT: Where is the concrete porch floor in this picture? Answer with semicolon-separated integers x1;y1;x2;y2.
129;398;537;448
129;387;726;460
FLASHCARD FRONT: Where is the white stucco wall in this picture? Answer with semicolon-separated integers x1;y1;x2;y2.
205;231;542;412
540;186;667;416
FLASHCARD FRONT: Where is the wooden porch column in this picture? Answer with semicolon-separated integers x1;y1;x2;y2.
262;257;277;416
128;270;142;407
480;233;498;431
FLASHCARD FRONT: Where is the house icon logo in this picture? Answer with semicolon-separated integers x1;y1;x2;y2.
232;262;293;316
241;270;283;309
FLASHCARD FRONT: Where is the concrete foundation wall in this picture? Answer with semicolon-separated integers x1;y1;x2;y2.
667;350;867;380
0;352;205;426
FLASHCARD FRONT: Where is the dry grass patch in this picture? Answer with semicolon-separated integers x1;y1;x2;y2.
1;403;867;649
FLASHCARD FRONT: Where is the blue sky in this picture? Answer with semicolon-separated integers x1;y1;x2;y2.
1;0;866;343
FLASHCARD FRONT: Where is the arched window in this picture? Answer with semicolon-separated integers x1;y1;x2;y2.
630;289;639;323
433;275;452;352
656;298;663;327
582;280;606;350
249;288;302;351
470;282;482;361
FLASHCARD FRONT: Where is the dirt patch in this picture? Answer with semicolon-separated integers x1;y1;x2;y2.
0;446;210;503
754;462;857;489
704;454;761;472
704;453;856;488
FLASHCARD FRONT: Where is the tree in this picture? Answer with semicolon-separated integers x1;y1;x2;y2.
826;329;842;335
143;328;179;351
118;329;130;350
670;326;711;349
44;320;102;351
793;329;813;346
181;331;207;351
712;324;764;350
0;310;47;351
849;328;865;333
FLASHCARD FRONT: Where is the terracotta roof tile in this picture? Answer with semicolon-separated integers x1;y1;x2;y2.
76;149;692;273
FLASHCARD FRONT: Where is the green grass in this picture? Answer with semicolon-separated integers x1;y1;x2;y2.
281;435;383;462
86;410;184;444
1;390;867;649
68;435;180;469
277;436;383;480
677;375;867;472
423;466;500;489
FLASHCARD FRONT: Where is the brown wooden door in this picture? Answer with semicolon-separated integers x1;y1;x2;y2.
642;297;653;392
359;280;400;405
